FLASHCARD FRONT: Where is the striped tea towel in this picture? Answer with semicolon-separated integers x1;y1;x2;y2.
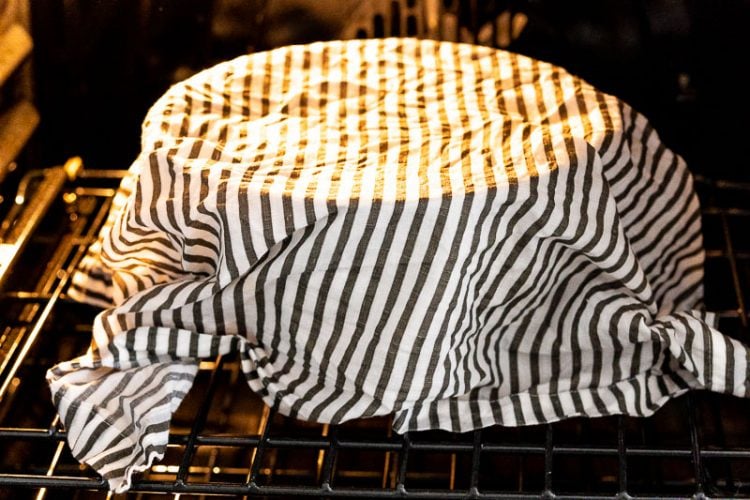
48;38;750;492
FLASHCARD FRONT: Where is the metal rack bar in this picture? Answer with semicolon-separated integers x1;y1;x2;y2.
686;394;706;498
617;417;628;498
0;160;80;290
246;405;277;489
174;356;226;488
2;425;750;457
318;424;338;491
469;429;482;497
542;425;554;498
720;212;748;329
396;432;410;495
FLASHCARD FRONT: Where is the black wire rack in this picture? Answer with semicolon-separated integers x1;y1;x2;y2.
0;166;748;500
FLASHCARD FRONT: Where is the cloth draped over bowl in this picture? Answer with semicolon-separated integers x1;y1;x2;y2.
47;38;749;492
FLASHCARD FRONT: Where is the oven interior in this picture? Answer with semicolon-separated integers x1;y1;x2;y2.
1;1;750;498
0;166;749;499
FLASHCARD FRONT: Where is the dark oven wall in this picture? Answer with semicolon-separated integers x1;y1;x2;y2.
29;0;750;181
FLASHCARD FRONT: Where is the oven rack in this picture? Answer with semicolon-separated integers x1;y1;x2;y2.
0;168;748;499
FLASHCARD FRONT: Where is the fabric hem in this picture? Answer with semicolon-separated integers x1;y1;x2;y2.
393;372;688;434
53;392;167;493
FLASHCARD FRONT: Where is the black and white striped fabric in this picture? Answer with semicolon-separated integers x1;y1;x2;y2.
48;38;749;492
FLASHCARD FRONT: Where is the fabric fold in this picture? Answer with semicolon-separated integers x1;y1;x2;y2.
392;310;750;432
46;323;239;492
